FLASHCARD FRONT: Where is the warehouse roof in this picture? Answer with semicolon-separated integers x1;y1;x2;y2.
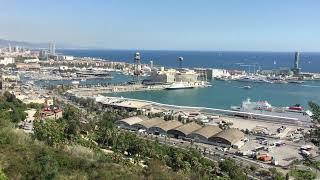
189;125;222;139
116;116;146;126
151;120;183;132
210;128;244;144
133;117;166;129
169;122;202;136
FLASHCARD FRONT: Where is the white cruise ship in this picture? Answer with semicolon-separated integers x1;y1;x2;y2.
230;98;313;123
165;82;194;90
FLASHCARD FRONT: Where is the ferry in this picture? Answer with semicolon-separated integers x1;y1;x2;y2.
230;98;313;123
165;82;194;90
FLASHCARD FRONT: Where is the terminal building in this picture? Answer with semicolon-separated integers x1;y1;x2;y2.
144;68;198;84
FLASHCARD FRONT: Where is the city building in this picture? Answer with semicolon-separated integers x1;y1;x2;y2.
16;63;41;71
40;107;63;120
39;50;48;59
145;68;198;84
48;42;56;55
1;74;20;82
292;51;301;76
57;55;74;61
0;57;15;65
24;58;40;63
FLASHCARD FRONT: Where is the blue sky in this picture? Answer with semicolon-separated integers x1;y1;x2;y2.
1;0;320;51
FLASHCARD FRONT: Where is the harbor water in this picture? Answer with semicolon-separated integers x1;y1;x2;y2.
55;49;320;109
107;80;320;109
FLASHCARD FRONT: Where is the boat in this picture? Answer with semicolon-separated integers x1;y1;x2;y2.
237;76;272;83
268;77;288;84
241;86;252;89
272;80;288;84
165;82;194;90
230;98;313;123
71;81;80;85
287;80;304;84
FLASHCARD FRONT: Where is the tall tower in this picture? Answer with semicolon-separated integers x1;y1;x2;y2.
294;51;300;69
8;43;11;53
133;52;141;82
150;60;154;69
178;56;183;69
292;51;301;75
49;42;56;55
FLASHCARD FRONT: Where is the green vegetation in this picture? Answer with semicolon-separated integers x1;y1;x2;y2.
0;92;27;124
290;169;316;180
0;168;7;180
0;92;288;179
309;101;320;123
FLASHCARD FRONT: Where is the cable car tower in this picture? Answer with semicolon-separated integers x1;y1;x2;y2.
178;56;183;70
133;52;142;83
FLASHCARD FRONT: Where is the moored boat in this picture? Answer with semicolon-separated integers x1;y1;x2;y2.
165;82;194;90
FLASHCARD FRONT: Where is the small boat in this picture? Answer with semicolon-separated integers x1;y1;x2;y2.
71;81;80;85
241;86;252;89
288;80;304;84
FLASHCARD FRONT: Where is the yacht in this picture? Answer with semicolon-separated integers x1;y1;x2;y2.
237;76;271;83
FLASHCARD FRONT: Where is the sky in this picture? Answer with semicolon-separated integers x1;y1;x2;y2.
1;0;320;51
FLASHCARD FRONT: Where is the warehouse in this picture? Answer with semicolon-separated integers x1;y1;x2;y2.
167;122;202;139
208;128;245;148
187;125;222;144
115;116;146;130
132;117;166;130
148;120;183;135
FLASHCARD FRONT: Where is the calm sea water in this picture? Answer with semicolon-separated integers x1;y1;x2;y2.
59;49;320;73
57;49;320;109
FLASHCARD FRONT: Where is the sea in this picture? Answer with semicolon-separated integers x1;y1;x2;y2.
56;49;320;109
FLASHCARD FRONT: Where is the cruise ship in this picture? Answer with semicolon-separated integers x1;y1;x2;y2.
165;82;194;90
230;98;313;124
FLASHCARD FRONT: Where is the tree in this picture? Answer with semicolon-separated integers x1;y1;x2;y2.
0;169;7;180
219;159;246;179
309;101;320;123
308;102;320;146
290;169;316;180
33;120;67;147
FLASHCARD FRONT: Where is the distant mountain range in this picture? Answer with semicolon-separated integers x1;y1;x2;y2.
0;38;87;49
